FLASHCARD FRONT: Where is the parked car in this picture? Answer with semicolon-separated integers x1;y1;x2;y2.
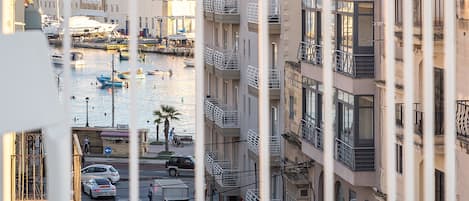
81;164;120;184
165;156;194;176
82;177;117;199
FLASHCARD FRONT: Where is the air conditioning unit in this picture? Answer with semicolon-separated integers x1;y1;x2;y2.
116;124;129;129
297;188;309;199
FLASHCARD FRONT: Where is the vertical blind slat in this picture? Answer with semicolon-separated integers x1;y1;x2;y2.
258;0;270;200
195;0;205;199
444;0;457;201
422;0;435;200
321;0;334;200
384;0;397;200
403;0;415;200
128;0;139;200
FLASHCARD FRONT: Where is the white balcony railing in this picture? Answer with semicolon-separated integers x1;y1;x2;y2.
213;161;239;187
204;0;213;12
205;151;218;175
247;0;280;23
205;98;239;128
214;49;239;71
214;0;238;14
204;46;214;66
214;106;239;128
247;129;281;156
246;189;282;201
247;65;280;89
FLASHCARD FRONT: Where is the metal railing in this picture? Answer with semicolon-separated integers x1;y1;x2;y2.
457;100;469;137
204;46;214;66
204;0;214;12
335;138;375;171
247;129;281;156
298;41;322;65
214;49;239;71
214;0;238;14
247;0;280;23
246;189;282;201
213;107;239;128
301;118;323;150
395;103;445;135
213;161;240;187
334;50;374;78
247;65;280;89
204;98;219;121
334;50;356;76
205;152;218;175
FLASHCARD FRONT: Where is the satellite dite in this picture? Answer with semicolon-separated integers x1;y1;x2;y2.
0;32;70;201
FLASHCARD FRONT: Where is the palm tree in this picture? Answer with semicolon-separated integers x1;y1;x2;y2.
154;118;163;142
153;105;181;152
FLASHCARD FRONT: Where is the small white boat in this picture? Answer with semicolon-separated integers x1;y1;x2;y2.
147;69;172;76
51;51;85;68
184;59;194;68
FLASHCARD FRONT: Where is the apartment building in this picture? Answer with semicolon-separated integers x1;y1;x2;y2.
379;0;469;200
106;0;196;37
283;0;379;200
203;0;285;200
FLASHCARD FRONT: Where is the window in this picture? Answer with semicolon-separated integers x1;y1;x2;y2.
243;39;246;56
116;5;119;12
215;77;219;98
139;17;142;29
349;190;357;201
223;29;228;49
396;144;403;174
435;169;445;201
248;40;251;58
303;77;323;126
152;18;155;29
111;5;114;12
358;96;374;145
248;97;251;116
223;82;228;104
272;43;277;68
215;27;219;47
357;3;374;47
145;17;148;28
289;96;295;119
337;90;354;144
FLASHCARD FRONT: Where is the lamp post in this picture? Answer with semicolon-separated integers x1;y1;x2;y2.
85;97;90;127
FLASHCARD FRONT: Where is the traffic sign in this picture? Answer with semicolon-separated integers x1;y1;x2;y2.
104;146;112;155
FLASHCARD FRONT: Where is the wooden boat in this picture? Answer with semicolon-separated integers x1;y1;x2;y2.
118;68;145;79
183;59;194;67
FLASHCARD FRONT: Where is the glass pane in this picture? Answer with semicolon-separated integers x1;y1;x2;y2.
358;15;373;46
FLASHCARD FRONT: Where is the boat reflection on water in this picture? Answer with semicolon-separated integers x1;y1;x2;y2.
52;51;86;68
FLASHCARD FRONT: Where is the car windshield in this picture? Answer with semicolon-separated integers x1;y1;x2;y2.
109;167;117;172
95;179;110;185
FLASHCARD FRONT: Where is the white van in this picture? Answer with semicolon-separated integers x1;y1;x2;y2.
150;179;190;201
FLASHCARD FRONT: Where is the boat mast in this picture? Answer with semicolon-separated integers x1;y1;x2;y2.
56;0;60;21
111;54;115;127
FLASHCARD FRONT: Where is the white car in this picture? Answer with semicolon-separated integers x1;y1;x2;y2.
81;164;120;184
82;178;117;199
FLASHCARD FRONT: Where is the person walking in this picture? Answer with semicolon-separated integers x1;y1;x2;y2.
83;136;90;154
169;127;175;145
147;183;153;201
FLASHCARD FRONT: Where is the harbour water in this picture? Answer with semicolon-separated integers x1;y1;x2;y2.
54;48;195;141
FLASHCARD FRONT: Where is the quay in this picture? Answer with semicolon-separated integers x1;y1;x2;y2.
49;39;194;57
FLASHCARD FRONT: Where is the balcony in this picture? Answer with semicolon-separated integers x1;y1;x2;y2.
457;100;469;138
213;49;240;79
205;152;240;188
334;50;374;78
301;118;323;150
247;129;281;160
203;0;240;23
247;65;280;99
298;41;322;65
335;138;375;171
204;98;240;136
245;189;281;201
247;0;281;34
204;46;214;71
395;103;444;135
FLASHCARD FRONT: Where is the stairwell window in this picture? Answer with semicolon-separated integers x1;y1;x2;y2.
396;144;403;174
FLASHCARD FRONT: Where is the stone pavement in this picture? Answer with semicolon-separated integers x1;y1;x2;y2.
84;143;194;164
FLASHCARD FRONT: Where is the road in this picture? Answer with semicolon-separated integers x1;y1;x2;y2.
80;163;195;201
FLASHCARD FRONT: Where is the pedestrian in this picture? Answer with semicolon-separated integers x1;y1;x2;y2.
83;136;90;154
147;183;153;201
169;127;175;145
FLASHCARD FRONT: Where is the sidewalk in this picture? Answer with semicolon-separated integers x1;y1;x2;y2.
84;143;194;165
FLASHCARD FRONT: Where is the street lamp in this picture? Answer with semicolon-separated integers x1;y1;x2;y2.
85;97;90;127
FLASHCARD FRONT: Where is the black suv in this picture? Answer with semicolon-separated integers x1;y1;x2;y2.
165;156;195;176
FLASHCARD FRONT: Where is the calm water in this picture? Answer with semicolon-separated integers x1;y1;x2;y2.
55;48;195;141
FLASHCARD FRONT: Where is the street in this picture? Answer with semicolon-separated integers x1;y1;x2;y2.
80;163;195;201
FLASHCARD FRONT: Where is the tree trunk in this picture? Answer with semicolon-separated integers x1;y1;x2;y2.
156;124;159;142
164;118;170;152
